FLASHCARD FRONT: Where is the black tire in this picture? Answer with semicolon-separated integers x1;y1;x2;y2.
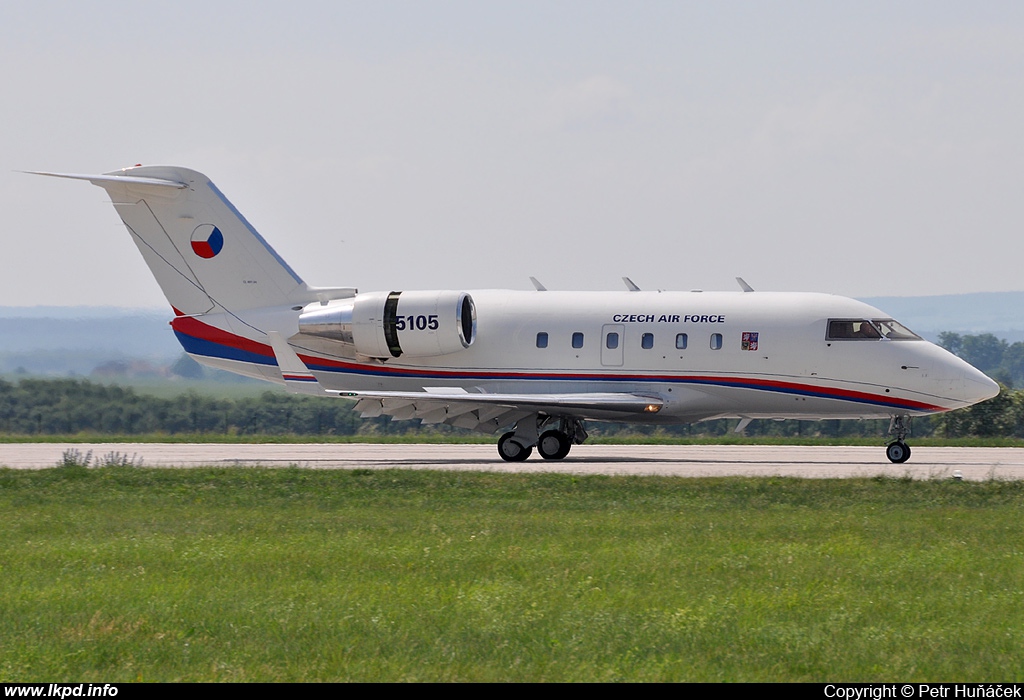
896;442;912;463
886;441;911;464
498;432;532;462
537;430;572;460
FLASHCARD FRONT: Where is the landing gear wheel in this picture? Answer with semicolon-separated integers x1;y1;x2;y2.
498;432;532;462
886;441;911;464
537;430;572;460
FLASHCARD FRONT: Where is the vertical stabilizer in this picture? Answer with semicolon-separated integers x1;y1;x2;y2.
34;166;315;315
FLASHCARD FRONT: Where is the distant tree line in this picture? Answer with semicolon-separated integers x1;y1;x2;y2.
0;332;1021;439
938;332;1024;388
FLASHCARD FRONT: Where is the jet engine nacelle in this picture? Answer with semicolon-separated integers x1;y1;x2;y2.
298;290;476;359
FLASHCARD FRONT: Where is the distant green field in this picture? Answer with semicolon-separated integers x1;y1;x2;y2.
1;468;1022;681
87;376;278;400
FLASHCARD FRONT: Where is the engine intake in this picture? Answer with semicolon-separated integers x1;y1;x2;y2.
298;290;476;359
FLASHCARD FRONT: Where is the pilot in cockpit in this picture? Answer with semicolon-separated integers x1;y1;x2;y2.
853;321;882;339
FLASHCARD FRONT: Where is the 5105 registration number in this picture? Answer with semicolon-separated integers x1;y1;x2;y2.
395;314;439;331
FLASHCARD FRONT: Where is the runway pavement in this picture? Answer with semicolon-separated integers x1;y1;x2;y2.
3;443;1024;480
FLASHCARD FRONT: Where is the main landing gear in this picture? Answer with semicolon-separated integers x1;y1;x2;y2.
497;416;587;462
886;414;912;464
498;432;532;462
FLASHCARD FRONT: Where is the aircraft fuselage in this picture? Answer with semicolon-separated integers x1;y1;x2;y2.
174;289;995;425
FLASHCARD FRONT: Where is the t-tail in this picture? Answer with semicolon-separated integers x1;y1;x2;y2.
30;165;348;316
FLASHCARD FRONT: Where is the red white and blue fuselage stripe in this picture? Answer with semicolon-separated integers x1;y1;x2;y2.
170;312;948;414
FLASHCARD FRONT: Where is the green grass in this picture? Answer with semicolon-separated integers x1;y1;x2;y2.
1;468;1023;681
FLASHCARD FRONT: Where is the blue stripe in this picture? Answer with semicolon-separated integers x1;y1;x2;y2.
174;331;276;366
206;181;304;285
178;331;940;413
303;361;933;412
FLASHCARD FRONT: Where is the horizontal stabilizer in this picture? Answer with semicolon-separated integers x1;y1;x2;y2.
26;170;188;189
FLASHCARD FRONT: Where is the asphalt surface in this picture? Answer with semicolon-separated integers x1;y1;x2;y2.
3;443;1024;480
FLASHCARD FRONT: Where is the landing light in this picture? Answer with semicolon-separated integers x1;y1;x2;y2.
644;404;661;413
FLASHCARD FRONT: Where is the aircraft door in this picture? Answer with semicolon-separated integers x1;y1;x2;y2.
601;324;624;366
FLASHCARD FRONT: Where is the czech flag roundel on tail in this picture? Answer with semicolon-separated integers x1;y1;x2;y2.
190;225;224;259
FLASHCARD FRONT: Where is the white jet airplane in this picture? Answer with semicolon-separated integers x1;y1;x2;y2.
33;166;999;463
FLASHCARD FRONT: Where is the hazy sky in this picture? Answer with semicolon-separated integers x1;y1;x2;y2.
4;1;1024;309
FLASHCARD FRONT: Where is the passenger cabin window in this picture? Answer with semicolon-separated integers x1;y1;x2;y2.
572;332;584;349
710;333;723;350
826;319;921;341
641;333;654;349
675;333;688;350
536;332;548;348
606;332;619;350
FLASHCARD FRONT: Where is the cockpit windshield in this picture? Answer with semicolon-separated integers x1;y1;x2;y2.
826;319;921;341
872;319;920;340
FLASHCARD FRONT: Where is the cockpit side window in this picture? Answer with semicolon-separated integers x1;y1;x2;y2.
827;319;921;341
827;319;880;340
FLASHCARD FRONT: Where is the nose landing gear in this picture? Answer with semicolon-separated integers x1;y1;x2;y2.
885;440;911;464
886;414;912;464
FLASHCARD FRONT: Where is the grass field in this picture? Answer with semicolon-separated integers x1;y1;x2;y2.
1;467;1022;681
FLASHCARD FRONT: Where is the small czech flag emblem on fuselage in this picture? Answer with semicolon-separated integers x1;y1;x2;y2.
190;225;224;259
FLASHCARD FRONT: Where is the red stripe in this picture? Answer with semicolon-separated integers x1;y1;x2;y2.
171;315;275;358
172;314;946;412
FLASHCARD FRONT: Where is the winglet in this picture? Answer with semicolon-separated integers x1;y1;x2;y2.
267;331;332;396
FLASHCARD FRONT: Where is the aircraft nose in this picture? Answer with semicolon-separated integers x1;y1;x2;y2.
963;366;1000;406
927;343;1000;408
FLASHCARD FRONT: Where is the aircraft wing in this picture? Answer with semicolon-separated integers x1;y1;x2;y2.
343;389;663;433
267;331;662;432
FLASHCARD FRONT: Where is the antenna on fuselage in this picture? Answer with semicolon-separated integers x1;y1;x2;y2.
736;277;754;292
529;277;547;291
623;277;641;292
